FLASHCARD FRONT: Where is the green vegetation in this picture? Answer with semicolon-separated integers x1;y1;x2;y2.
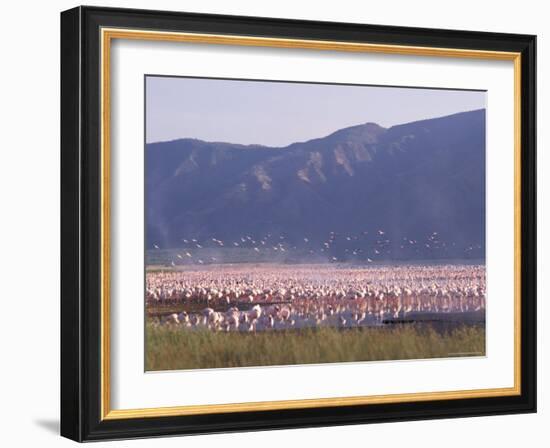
145;323;485;371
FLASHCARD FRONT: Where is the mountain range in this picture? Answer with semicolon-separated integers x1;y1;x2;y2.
146;109;485;261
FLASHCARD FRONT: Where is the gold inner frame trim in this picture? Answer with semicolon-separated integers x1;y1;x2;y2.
100;27;522;421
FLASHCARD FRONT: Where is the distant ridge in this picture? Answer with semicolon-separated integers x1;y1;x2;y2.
146;109;485;261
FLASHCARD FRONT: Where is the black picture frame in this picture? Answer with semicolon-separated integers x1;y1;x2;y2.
61;5;536;442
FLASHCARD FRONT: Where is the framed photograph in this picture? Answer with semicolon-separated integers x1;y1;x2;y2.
60;6;536;441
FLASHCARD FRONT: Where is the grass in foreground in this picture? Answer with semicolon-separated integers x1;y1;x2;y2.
145;323;485;371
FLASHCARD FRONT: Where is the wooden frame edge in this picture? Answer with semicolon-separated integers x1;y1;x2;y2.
99;27;523;421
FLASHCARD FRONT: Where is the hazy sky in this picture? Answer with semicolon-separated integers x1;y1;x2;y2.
146;76;486;147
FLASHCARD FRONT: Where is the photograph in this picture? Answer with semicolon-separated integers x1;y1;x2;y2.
144;76;488;371
57;5;537;442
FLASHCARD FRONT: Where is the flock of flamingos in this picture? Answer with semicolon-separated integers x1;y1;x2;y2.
146;263;486;332
150;230;483;266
